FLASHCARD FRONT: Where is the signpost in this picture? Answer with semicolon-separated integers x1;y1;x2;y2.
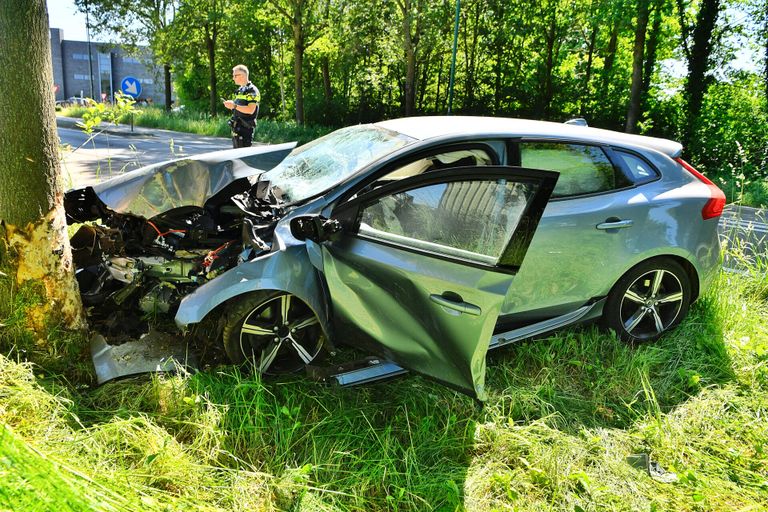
120;76;141;133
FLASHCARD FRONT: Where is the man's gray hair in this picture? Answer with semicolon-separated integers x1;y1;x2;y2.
233;64;249;77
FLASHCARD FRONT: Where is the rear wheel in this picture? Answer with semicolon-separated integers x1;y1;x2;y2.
223;291;324;374
603;258;691;343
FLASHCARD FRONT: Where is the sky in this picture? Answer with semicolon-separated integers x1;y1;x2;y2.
47;0;89;41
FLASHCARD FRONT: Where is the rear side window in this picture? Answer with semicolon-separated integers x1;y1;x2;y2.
614;150;658;184
520;142;620;198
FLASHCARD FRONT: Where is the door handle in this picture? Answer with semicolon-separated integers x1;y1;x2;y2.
596;219;634;230
429;294;481;316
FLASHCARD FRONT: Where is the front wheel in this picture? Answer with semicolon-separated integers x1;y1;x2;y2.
602;258;691;343
222;291;324;374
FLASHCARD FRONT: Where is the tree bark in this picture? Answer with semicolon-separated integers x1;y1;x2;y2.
581;25;597;117
683;0;721;146
292;18;305;124
321;55;332;104
398;0;417;116
164;63;172;111
601;9;621;98
642;2;663;99
462;0;482;112
205;24;218;117
764;10;768;102
0;0;86;335
626;0;650;133
536;14;558;119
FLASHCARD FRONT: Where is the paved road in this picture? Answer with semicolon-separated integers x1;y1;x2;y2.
58;117;231;188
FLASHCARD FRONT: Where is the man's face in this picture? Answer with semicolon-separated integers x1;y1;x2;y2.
232;70;248;86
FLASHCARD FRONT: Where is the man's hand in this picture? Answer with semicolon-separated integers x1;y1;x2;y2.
223;100;235;110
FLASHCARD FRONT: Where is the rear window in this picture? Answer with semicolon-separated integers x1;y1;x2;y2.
520;142;623;198
614;150;659;184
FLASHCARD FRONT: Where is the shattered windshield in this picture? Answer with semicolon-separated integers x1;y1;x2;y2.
261;125;415;203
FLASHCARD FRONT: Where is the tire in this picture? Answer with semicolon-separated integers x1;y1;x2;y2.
602;258;691;343
222;291;324;374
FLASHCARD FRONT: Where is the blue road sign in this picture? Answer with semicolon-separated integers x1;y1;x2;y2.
120;76;142;99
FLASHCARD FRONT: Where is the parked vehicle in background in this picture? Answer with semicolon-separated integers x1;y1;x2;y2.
64;116;725;399
56;96;93;108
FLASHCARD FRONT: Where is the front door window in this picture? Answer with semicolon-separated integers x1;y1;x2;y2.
359;179;536;265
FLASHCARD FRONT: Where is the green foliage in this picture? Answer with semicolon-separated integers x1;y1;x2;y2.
686;74;768;206
78;93;138;135
75;0;768;204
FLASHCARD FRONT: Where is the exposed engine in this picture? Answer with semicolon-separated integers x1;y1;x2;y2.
65;180;283;337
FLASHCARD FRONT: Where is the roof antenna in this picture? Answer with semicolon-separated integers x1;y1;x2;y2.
564;118;588;126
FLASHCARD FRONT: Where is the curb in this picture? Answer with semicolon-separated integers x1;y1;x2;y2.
56;116;153;138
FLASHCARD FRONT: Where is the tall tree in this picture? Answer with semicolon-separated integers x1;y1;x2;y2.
268;0;323;124
677;0;723;145
534;1;565;119
0;1;85;339
75;0;178;111
395;0;426;116
174;0;228;116
626;0;650;132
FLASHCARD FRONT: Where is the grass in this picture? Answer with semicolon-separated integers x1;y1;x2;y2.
1;246;767;510
58;106;332;146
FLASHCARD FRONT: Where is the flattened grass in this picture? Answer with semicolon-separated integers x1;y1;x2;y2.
1;261;767;510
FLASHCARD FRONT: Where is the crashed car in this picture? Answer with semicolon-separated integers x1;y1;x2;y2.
64;117;724;399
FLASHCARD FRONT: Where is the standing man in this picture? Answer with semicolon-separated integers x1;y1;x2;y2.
223;65;260;148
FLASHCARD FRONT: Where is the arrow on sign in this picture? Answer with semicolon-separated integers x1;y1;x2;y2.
124;80;139;95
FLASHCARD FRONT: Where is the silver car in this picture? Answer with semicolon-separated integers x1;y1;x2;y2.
65;117;725;399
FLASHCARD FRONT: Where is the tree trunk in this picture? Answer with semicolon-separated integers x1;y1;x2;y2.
0;0;86;337
418;51;430;111
292;20;305;124
321;55;332;104
205;27;218;117
601;13;621;98
642;3;663;99
164;63;172;111
536;15;558;119
683;0;721;146
764;10;767;102
626;0;650;133
435;51;445;112
581;25;597;117
462;1;481;112
494;40;504;114
399;0;417;116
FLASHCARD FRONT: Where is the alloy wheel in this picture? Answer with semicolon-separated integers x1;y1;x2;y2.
235;293;323;374
618;268;685;341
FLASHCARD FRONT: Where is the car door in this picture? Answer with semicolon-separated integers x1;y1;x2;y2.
315;167;557;400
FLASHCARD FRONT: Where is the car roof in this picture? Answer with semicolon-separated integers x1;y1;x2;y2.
374;116;683;158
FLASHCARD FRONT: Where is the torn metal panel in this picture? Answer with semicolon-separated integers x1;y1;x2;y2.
90;331;198;384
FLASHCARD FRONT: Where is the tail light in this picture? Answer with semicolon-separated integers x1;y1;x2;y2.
674;158;726;220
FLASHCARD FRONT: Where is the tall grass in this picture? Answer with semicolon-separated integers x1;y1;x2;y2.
58;106;332;145
1;248;767;510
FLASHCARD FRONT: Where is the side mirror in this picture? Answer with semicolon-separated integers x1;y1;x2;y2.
290;215;342;243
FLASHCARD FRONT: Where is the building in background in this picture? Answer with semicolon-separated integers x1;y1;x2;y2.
50;28;168;104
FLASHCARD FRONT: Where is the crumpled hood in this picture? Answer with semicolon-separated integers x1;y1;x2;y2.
86;142;296;219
